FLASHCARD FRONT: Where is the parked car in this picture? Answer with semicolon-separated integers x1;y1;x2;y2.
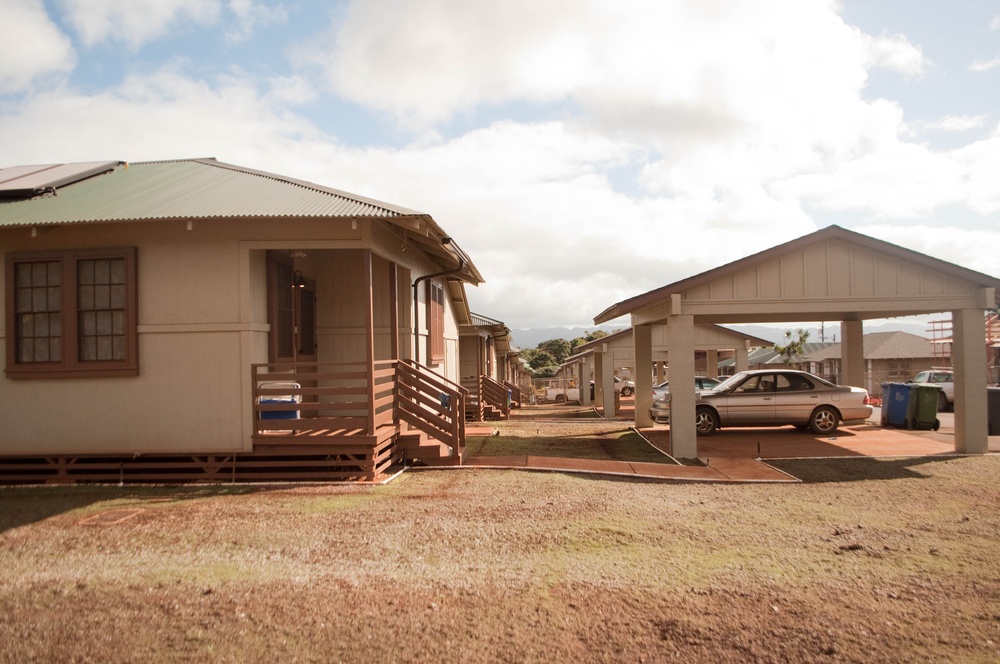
589;376;635;397
649;369;873;435
652;376;722;399
910;369;954;412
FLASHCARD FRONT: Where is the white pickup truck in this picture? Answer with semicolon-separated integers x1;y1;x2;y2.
911;369;954;411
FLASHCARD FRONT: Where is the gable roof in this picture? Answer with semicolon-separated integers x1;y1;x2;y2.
0;158;483;283
802;331;938;363
594;225;1000;324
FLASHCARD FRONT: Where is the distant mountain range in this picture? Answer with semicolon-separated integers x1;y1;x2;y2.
509;321;936;350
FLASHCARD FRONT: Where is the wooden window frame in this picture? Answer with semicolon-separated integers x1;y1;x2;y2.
5;247;138;379
427;280;445;366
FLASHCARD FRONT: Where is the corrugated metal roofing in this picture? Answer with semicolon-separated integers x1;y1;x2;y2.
0;158;425;224
0;161;119;199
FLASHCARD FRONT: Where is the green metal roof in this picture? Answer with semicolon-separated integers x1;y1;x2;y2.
0;157;483;283
0;158;427;224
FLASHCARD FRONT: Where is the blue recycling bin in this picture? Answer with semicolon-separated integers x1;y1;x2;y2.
881;383;912;428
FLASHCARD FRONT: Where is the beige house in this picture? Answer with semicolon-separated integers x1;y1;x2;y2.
802;331;944;395
595;225;1000;458
0;158;487;482
459;312;524;420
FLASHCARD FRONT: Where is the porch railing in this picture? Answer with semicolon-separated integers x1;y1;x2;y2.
482;375;511;418
502;380;524;407
252;360;465;457
396;360;467;458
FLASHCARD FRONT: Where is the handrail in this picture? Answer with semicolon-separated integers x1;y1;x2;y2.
253;359;467;460
482;375;511;418
397;359;467;459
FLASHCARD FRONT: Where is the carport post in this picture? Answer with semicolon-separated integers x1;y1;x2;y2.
954;306;989;454
841;319;865;388
634;324;654;427
667;313;697;459
598;346;617;419
579;359;592;406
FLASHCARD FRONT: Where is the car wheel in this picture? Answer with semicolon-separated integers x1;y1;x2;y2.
695;407;719;435
808;406;839;435
937;392;948;412
621;387;634;397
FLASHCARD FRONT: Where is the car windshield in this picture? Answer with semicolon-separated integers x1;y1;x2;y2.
713;374;745;391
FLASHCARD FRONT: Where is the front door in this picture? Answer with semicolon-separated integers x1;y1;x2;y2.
267;251;318;364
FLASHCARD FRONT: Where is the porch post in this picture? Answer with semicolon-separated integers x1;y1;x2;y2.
364;251;376;440
389;262;399;360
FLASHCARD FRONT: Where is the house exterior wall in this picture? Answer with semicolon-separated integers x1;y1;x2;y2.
0;216;469;456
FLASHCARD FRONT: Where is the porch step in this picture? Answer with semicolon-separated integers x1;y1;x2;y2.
398;432;463;466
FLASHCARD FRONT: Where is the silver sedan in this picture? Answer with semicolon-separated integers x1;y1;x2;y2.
649;369;873;435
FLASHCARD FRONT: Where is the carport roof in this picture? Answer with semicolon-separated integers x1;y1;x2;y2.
594;225;1000;324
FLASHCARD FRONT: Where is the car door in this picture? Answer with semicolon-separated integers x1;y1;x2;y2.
713;374;776;425
772;373;819;424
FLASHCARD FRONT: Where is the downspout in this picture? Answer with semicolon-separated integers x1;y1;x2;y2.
412;237;465;365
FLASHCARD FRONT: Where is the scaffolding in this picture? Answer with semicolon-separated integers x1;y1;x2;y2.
927;318;952;364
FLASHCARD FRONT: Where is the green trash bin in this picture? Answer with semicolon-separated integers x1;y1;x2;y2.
906;384;941;431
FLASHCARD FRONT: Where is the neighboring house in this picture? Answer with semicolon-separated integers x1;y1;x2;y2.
459;312;522;420
0;158;485;483
802;331;942;395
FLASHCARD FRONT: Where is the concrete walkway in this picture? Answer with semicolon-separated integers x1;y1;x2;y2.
458;399;997;483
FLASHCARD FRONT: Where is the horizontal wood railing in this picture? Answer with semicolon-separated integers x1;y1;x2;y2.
482;375;511;418
253;361;375;436
396;360;467;459
254;359;466;460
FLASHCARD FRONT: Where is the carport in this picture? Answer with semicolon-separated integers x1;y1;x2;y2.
563;325;770;418
594;225;1000;458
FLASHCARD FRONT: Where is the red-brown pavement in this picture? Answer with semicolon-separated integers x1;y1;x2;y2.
458;396;994;483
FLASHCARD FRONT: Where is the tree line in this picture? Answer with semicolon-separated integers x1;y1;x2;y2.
520;330;615;378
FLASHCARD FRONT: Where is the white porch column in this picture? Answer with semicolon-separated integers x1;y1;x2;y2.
634;324;654;427
667;314;697;458
841;319;865;387
954;307;988;454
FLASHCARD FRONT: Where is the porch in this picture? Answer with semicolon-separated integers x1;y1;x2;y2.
0;359;468;484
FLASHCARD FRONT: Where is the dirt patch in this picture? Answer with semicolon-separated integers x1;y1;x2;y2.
1;412;999;662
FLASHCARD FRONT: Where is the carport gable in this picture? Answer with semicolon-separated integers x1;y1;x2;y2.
595;225;999;326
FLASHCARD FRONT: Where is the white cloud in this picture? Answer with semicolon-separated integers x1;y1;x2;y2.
225;0;288;43
969;57;1000;73
913;115;989;133
0;0;75;93
991;16;1000;31
861;31;931;77
57;0;221;49
860;225;1000;278
2;1;998;327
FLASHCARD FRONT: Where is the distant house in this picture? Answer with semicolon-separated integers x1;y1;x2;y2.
0;158;488;483
459;312;527;420
802;331;942;394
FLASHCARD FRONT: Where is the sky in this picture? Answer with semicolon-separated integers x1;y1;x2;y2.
2;0;999;332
